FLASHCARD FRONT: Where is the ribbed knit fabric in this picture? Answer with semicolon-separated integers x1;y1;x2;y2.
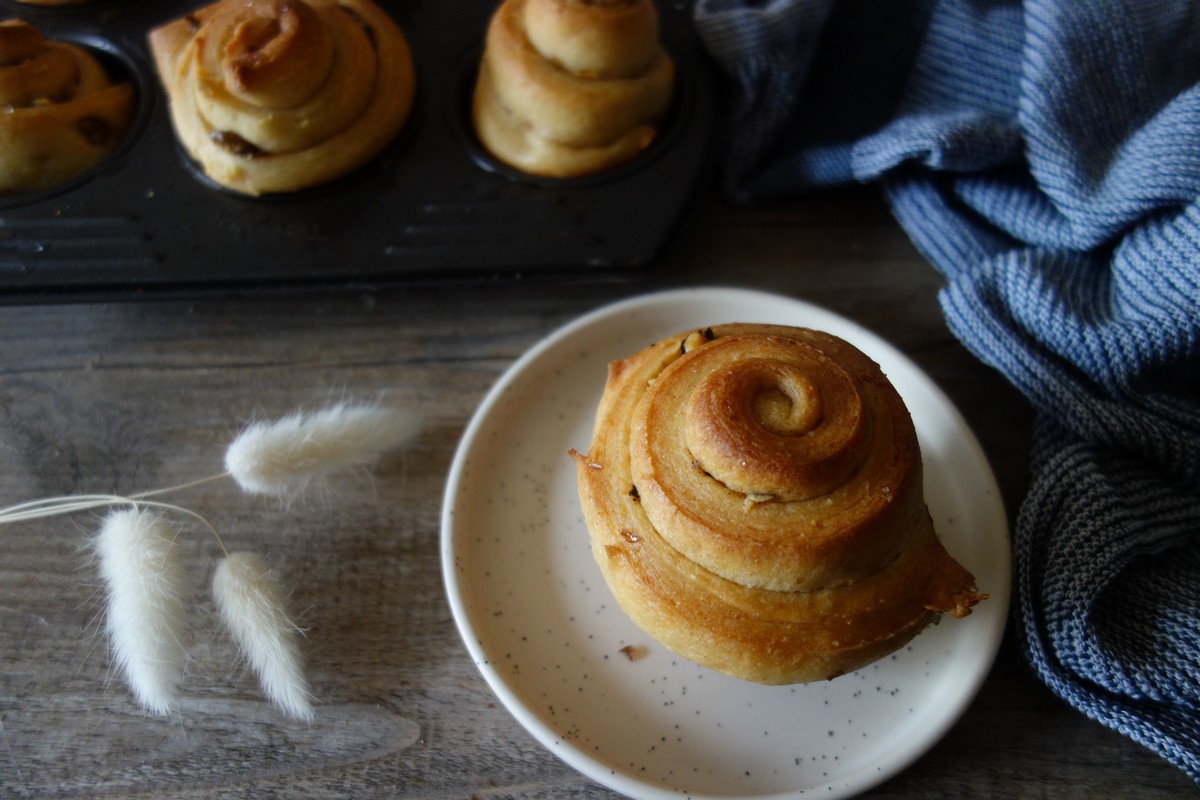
694;0;1200;784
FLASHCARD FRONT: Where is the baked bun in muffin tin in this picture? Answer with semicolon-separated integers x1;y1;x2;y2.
148;0;416;195
0;19;135;195
471;0;675;179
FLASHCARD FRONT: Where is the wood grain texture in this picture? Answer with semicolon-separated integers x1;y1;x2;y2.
1;187;1194;798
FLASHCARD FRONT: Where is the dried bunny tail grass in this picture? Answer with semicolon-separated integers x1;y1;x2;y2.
224;401;421;497
95;509;188;716
213;552;313;722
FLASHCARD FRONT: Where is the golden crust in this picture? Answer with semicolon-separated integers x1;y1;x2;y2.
147;0;415;195
573;324;986;685
471;0;674;178
0;20;134;195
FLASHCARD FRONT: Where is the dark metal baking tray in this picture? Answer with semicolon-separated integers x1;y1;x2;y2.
0;0;714;301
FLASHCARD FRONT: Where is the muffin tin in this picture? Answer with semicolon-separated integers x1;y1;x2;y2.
0;0;714;300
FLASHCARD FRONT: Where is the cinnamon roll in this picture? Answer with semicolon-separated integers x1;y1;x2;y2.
472;0;675;178
148;0;416;195
0;20;134;195
573;324;986;685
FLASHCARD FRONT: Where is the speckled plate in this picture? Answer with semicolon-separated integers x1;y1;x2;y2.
440;287;1011;799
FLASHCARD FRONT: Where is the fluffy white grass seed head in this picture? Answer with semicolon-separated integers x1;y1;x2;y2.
212;552;313;722
2;399;421;721
224;402;420;497
95;508;188;716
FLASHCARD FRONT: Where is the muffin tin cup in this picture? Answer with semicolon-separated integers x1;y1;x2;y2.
0;26;153;209
0;0;715;301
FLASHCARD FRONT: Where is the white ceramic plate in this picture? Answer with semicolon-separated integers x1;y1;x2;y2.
441;287;1010;799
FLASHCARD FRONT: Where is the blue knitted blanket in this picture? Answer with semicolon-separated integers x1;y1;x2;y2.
692;0;1200;783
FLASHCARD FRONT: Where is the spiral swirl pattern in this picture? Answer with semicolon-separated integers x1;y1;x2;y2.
0;20;134;194
148;0;414;195
472;0;675;178
574;324;985;684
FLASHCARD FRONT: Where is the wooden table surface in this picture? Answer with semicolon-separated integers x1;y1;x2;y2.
1;186;1195;798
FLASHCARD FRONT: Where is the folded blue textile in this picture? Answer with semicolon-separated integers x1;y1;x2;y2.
693;0;1200;783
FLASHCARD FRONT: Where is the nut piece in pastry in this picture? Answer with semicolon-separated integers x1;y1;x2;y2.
573;324;987;685
472;0;675;178
148;0;416;196
0;20;135;195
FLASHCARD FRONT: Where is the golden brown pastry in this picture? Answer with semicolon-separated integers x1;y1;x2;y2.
0;20;134;195
148;0;415;195
573;324;986;685
472;0;675;178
